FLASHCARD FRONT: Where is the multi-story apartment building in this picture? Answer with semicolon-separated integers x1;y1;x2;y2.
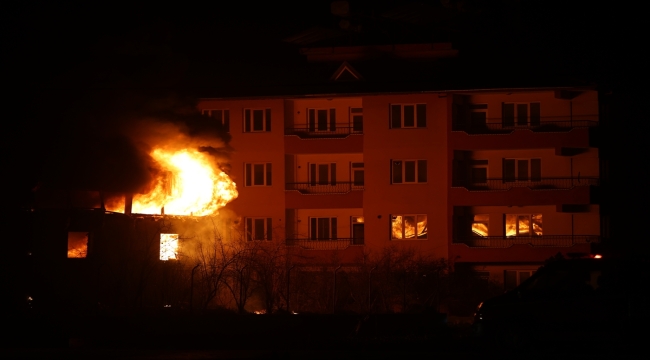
198;46;602;290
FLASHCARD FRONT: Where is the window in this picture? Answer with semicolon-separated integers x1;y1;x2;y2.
505;214;542;237
245;163;272;186
502;102;541;127
67;232;88;258
309;163;336;186
160;233;179;261
468;104;488;127
246;218;273;241
351;216;364;245
504;270;536;291
202;109;230;132
391;214;427;240
503;159;541;182
350;107;363;132
310;217;337;240
391;160;427;184
390;104;426;128
470;160;488;184
472;215;489;237
244;109;271;132
308;109;336;132
351;162;364;187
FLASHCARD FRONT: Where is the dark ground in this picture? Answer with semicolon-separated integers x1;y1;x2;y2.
1;313;642;359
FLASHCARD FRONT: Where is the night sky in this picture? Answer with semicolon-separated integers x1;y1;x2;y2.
2;1;640;245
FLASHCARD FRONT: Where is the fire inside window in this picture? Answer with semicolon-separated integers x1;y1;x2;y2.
67;232;88;258
391;215;427;240
472;215;489;237
160;234;179;261
505;214;542;237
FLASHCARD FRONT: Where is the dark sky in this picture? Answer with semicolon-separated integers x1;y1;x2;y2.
2;1;637;208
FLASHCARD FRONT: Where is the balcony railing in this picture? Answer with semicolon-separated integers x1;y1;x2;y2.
452;177;599;191
286;182;363;194
286;238;363;250
452;116;598;134
453;235;599;248
285;123;362;138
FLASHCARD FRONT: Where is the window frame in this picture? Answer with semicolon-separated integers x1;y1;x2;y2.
391;159;427;184
389;104;427;129
471;214;489;237
390;214;428;240
202;109;230;132
243;108;272;133
309;217;338;240
505;214;543;237
350;107;363;133
504;269;536;291
309;163;337;186
502;102;541;127
159;233;179;261
307;108;336;132
245;162;272;187
470;159;489;184
502;158;542;182
67;231;89;259
245;217;273;241
351;162;364;188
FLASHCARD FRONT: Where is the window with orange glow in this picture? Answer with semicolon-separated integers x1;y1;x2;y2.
160;234;179;261
67;232;88;258
202;109;230;132
472;215;489;237
391;214;427;240
505;214;542;237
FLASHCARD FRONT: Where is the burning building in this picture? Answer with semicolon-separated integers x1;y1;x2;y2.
13;41;605;316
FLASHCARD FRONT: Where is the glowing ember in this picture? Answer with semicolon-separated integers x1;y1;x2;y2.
132;148;238;216
160;233;179;260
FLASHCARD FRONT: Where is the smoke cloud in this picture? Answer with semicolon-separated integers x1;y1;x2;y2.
38;92;231;196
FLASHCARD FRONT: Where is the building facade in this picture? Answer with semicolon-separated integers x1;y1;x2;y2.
198;86;602;290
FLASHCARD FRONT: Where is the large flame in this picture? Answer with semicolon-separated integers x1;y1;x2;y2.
132;148;237;216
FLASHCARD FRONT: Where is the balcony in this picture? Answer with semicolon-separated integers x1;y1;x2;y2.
286;238;362;250
452;177;599;191
286;182;363;194
452;116;598;134
285;124;362;139
452;235;599;248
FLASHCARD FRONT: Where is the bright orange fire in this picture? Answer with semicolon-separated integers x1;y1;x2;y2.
131;148;237;216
